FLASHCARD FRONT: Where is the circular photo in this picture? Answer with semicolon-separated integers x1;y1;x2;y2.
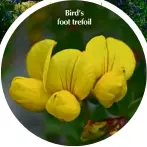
1;0;146;146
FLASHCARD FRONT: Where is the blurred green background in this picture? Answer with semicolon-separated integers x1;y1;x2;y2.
1;0;146;146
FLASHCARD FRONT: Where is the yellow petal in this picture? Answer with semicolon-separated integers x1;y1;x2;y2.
114;81;127;102
44;49;96;100
46;90;81;122
26;39;57;80
9;77;49;112
85;35;108;76
44;49;81;94
106;37;136;80
93;68;127;108
71;52;97;100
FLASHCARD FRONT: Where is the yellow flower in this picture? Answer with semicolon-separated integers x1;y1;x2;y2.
14;1;37;13
43;49;97;121
9;35;136;122
85;36;136;108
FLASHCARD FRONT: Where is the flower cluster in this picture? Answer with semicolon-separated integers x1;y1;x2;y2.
14;1;37;14
9;35;136;122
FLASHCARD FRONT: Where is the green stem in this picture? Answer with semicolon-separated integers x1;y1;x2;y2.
82;100;90;122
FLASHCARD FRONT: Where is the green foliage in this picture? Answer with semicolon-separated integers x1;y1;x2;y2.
0;0;38;42
107;0;147;40
0;0;39;77
44;103;87;145
0;1;15;42
127;98;142;118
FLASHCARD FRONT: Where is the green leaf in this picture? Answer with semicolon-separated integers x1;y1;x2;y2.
107;103;122;116
91;105;109;121
44;102;88;145
44;112;63;136
127;98;142;119
64;105;87;145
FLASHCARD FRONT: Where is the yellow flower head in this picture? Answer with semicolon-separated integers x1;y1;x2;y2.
9;35;136;122
43;47;97;121
10;39;93;121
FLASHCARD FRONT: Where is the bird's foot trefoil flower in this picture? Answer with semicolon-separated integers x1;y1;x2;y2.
9;35;136;122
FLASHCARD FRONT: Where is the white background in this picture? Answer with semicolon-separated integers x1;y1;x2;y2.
0;0;147;146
